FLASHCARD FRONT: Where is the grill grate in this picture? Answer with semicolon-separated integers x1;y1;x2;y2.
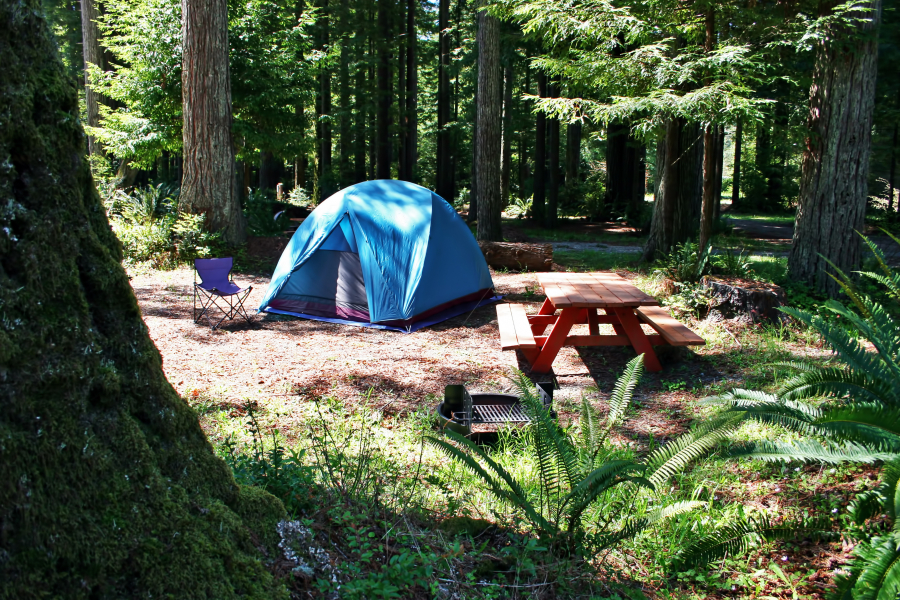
472;404;530;424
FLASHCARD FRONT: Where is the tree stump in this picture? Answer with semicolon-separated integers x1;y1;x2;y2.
478;241;553;271
701;276;789;324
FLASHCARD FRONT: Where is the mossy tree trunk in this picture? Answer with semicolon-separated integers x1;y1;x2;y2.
180;0;245;245
788;0;881;297
0;2;285;596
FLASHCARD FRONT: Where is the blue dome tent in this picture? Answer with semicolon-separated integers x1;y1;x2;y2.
258;180;499;332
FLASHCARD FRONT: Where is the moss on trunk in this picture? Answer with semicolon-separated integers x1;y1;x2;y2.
0;2;286;597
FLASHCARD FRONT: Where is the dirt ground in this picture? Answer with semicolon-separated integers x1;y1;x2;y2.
132;266;725;442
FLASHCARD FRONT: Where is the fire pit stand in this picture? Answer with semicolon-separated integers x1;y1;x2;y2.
435;383;554;436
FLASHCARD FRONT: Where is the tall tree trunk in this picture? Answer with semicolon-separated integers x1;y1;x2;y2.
339;0;351;188
376;0;392;179
500;65;514;206
699;6;716;250
607;121;635;213
353;35;367;184
436;0;452;199
397;10;407;182
546;76;560;228
713;124;725;220
0;3;285;595
475;3;502;241
890;121;897;212
642;118;703;261
318;0;333;197
731;117;743;206
788;0;881;298
404;0;417;183
533;71;547;225
181;0;244;244
468;82;478;223
79;0;104;158
518;65;531;200
566;120;582;201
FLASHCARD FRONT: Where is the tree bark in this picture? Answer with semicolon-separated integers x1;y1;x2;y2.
534;71;547;225
79;0;104;157
338;0;351;188
0;3;284;594
732;118;743;206
405;0;417;183
436;0;453;200
714;124;725;220
376;0;392;179
475;4;502;241
699;6;716;250
500;65;514;206
546;76;560;228
642;118;703;261
566;120;582;201
317;0;333;196
353;35;367;184
180;0;244;244
788;0;881;298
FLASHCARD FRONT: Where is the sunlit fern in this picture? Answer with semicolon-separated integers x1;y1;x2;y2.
426;355;734;553
680;234;900;599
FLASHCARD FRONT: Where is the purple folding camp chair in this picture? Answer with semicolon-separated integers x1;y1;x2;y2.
193;257;253;329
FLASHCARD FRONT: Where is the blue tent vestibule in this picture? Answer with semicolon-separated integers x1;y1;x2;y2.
258;180;499;332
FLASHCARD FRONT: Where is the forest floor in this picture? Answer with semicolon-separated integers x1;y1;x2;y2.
130;249;869;599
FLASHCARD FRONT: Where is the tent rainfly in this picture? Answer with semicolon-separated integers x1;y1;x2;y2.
258;180;499;332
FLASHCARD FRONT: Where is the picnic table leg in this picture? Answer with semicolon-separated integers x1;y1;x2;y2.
531;297;557;336
611;307;664;372
530;307;579;374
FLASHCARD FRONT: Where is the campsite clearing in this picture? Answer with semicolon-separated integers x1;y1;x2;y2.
132;264;825;444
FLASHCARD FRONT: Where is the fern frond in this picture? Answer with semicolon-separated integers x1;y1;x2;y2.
729;439;897;464
425;432;553;534
674;515;833;570
590;502;704;554
564;460;650;527
780;368;896;405
845;535;900;600
600;354;644;444
644;415;742;489
814;403;900;446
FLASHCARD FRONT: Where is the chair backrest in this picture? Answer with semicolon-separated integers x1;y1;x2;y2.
195;257;233;289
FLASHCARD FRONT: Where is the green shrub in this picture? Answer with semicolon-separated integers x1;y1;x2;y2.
105;184;219;266
655;240;712;285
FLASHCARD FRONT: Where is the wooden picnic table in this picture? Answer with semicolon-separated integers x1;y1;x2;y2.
496;272;704;373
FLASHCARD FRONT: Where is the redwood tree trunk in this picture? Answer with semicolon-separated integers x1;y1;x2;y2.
376;0;392;179
732;118;743;205
1;2;283;594
475;4;502;241
180;0;244;244
699;7;716;250
79;0;104;158
534;70;547;225
500;65;514;206
642;118;703;261
546;76;560;228
405;0;417;183
436;0;453;200
788;0;881;297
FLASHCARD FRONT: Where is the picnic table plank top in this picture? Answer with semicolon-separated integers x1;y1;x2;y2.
536;272;658;308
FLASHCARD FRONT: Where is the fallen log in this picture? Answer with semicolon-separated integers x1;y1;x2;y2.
478;241;553;272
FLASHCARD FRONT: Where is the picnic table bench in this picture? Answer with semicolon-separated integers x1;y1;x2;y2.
497;272;704;373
